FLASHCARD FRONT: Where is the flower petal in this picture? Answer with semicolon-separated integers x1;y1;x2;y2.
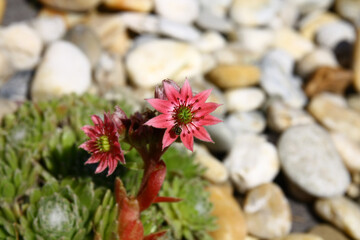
81;126;100;139
85;154;102;164
180;79;193;100
180;131;194;151
162;128;178;149
144;114;174;129
107;156;117;176
194;102;221;117
191;89;212;105
146;99;173;114
91;115;103;128
164;81;181;103
95;155;108;174
193;126;213;142
197;115;222;126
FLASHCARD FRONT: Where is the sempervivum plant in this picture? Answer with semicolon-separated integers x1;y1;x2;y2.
20;178;113;240
159;177;216;240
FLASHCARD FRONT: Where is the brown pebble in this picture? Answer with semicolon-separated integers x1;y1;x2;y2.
304;67;352;98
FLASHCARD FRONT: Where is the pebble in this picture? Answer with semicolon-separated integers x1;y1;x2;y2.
154;0;199;24
315;197;360;240
0;71;33;102
207;184;247;240
198;0;232;18
304;67;353;97
316;21;356;49
88;15;131;56
273;28;314;60
296;48;338;78
94;52;126;94
126;39;202;88
225;111;266;135
158;18;201;42
193;144;229;184
308;93;360;143
213;44;261;65
224;135;280;192
288;0;334;14
225;87;265;112
64;24;102;67
331;132;360;172
203;123;233;153
278;124;350;197
39;0;101;11
0;51;14;87
39;8;86;29
260;49;307;108
200;53;217;74
272;234;323;240
267;99;315;132
0;23;43;71
354;28;360;92
244;183;291;239
192;31;226;53
229;27;274;59
196;10;233;33
0;98;18;124
31;41;91;101
299;11;339;40
119;12;159;34
103;0;154;12
206;64;260;89
335;0;360;24
31;16;66;43
309;224;350;240
348;94;360;112
0;0;4;24
230;0;281;26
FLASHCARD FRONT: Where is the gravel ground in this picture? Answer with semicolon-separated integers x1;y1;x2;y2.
1;0;320;234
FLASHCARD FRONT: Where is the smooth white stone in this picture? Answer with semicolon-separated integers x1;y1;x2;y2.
193;31;226;53
316;20;356;49
31;41;91;100
225;111;266;134
158;18;201;42
225;87;265;112
194;144;229;183
331;132;360;172
203;123;233;153
287;0;334;14
198;0;232;17
278;124;350;197
224;134;280;192
126;39;202;88
273;27;315;60
296;47;338;77
119;13;159;34
230;0;281;26
261;49;307;108
230;27;274;57
267;99;315;132
31;16;66;43
154;0;199;24
0;23;43;71
196;10;233;33
315;197;360;240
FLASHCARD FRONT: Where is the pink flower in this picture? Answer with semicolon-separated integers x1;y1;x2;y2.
79;113;125;176
145;79;222;151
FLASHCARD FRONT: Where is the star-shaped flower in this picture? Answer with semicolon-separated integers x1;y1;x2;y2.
79;113;125;176
145;79;222;151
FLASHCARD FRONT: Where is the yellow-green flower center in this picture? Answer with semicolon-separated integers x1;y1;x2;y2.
97;135;110;152
176;106;192;124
